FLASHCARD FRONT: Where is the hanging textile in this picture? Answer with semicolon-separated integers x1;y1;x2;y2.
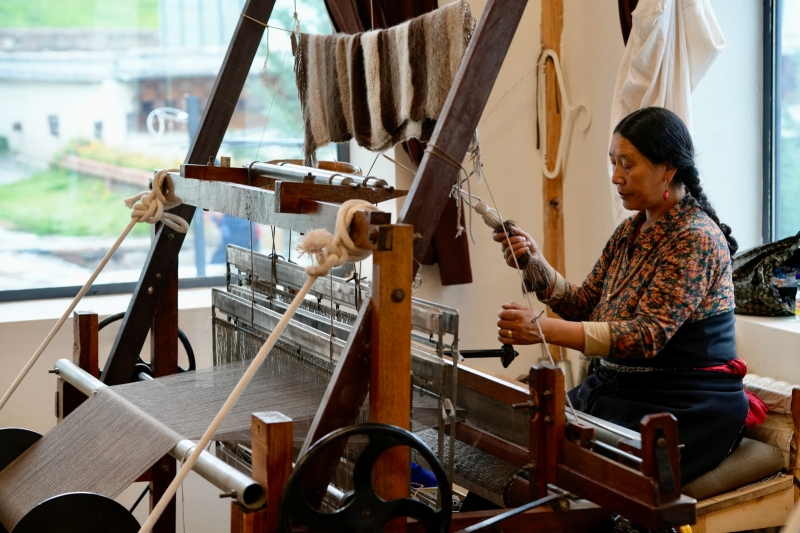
321;0;473;286
295;0;475;166
608;0;726;225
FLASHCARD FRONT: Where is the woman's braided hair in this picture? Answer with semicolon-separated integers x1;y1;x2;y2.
614;107;739;255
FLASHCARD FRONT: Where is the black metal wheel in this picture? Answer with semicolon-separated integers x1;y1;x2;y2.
0;428;41;472
97;311;196;379
279;423;451;533
10;492;140;533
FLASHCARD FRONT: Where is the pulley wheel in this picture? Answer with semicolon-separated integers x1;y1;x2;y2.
279;423;451;533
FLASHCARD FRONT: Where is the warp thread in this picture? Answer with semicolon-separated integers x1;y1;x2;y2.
0;355;335;530
139;200;375;533
294;0;475;167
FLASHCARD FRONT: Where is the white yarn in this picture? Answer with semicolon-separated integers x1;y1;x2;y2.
0;169;189;414
472;199;503;230
124;169;189;233
296;199;378;277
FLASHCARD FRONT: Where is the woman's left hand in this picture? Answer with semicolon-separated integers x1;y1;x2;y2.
497;302;548;345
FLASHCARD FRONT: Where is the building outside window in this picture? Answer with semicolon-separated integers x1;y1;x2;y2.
0;0;332;300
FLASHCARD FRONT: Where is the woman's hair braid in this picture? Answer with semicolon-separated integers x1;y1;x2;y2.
677;165;738;255
614;107;738;255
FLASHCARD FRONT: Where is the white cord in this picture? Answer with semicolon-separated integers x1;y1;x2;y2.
537;48;592;180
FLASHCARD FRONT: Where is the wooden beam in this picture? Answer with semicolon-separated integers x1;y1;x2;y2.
301;0;531;502
369;225;413;526
101;0;276;386
149;261;179;533
528;364;564;499
398;0;530;267
542;0;565;361
57;311;98;421
274;182;407;214
149;456;177;533
232;412;294;533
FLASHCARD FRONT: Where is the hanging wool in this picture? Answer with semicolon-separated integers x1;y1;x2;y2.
293;0;475;166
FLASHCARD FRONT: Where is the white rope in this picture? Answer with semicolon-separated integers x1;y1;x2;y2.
537;48;592;180
296;199;378;276
0;169;187;413
138;200;375;533
124;169;189;233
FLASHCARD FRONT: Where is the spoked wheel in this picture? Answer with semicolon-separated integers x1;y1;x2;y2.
97;312;196;380
279;423;452;533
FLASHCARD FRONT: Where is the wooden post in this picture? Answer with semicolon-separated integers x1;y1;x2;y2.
231;412;293;533
527;364;565;500
639;413;681;503
542;0;565;362
149;265;179;533
370;224;413;512
57;311;98;421
303;0;531;500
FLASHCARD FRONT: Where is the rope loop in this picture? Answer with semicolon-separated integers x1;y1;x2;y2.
296;200;378;277
124;169;189;234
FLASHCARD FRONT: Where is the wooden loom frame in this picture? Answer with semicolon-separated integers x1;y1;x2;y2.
78;0;691;531
92;0;529;528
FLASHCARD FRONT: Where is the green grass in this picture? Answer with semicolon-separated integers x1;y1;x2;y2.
0;0;158;29
0;168;150;237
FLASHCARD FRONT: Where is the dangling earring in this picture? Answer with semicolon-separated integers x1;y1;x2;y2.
663;180;669;201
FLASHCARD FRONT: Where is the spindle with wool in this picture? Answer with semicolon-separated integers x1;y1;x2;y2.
472;199;553;294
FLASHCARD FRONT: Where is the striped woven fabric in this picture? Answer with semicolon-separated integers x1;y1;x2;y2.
294;0;475;166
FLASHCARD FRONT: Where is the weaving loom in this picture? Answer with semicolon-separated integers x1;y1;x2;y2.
0;0;705;531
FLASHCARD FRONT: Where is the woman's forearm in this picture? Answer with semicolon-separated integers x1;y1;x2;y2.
540;317;585;352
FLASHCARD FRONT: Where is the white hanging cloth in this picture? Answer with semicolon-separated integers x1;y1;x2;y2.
608;0;726;225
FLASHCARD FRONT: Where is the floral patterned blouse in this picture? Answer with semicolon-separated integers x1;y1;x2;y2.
549;196;735;359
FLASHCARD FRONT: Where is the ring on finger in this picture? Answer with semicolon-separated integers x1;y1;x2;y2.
506;330;513;339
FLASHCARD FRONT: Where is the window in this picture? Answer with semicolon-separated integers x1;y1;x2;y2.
0;0;332;301
765;0;800;241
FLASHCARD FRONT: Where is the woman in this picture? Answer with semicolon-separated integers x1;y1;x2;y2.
494;107;748;483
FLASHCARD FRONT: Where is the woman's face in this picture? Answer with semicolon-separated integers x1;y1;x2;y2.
609;133;674;213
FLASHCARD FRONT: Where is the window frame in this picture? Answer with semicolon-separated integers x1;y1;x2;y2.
763;0;778;243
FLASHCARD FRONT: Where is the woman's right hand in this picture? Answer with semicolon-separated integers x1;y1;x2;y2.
492;226;540;268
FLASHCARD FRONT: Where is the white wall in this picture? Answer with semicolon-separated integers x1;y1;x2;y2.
393;0;765;382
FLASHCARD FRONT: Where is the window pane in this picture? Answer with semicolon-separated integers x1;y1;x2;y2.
180;2;332;278
0;0;331;294
777;0;800;239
